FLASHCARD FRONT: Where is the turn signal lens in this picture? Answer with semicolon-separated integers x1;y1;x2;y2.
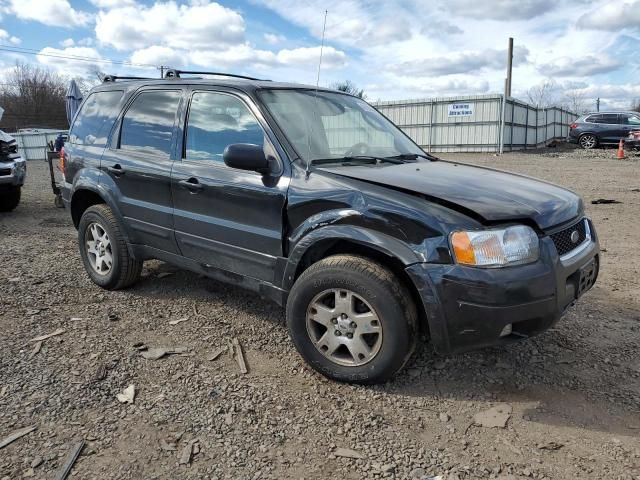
451;231;476;265
451;225;539;267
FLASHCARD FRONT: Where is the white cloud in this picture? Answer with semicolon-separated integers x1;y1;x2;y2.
577;0;640;31
440;0;558;20
264;33;286;45
130;46;187;68
538;55;622;76
389;46;529;77
61;38;75;48
8;0;92;27
188;44;346;70
36;47;104;77
95;1;245;51
254;0;413;47
0;29;20;45
278;46;346;68
89;0;136;7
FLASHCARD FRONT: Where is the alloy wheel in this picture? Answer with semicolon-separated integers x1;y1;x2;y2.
85;222;113;275
305;288;383;367
579;135;596;149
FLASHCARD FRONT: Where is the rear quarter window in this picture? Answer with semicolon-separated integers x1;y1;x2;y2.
69;90;124;147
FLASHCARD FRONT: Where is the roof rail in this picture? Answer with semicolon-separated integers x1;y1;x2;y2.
102;75;154;83
164;69;269;81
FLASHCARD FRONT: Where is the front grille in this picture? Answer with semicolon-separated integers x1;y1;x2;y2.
550;219;587;257
0;167;11;176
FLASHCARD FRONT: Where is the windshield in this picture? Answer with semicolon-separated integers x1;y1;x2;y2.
258;89;424;163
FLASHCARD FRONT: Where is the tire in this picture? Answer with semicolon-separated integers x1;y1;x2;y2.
78;204;142;290
0;187;21;212
286;255;417;384
579;134;598;149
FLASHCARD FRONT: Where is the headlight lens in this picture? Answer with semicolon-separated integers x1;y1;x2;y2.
451;225;539;267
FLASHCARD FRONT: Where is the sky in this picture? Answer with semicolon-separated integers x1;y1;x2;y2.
0;0;638;110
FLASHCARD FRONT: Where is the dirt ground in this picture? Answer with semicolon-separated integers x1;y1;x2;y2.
1;145;639;480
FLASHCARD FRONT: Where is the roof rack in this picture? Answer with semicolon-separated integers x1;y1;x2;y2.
102;75;154;83
163;69;269;81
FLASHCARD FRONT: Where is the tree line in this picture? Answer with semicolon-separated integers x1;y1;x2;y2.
0;62;86;132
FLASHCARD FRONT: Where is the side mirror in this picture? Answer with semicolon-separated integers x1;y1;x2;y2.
223;143;270;174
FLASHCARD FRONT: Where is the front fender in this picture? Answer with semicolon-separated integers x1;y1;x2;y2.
280;224;423;291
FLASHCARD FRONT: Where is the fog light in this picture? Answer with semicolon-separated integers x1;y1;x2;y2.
500;324;512;337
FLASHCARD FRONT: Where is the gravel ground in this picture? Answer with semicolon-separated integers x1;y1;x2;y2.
1;145;639;480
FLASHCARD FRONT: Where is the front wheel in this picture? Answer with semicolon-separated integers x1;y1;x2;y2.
78;204;142;290
579;134;598;149
286;255;417;384
0;187;21;212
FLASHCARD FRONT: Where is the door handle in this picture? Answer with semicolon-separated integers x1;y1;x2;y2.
178;178;204;193
107;164;125;176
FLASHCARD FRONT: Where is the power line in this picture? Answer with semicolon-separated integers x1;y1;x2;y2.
0;44;156;68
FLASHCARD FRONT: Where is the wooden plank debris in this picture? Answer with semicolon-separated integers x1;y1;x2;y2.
53;440;85;480
0;425;37;449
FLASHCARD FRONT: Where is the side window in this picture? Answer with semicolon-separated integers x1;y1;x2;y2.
185;92;265;162
69;90;123;146
585;115;601;123
120;90;181;157
623;114;640;125
599;114;619;124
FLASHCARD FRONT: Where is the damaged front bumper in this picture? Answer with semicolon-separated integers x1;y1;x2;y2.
406;221;600;355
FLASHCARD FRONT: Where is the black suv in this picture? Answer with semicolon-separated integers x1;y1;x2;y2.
62;70;600;384
568;111;640;149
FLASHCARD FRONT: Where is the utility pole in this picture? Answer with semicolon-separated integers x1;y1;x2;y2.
506;37;513;97
500;37;513;155
159;65;169;78
596;98;600;112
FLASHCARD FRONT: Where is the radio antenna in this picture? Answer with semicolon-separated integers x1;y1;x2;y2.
316;10;328;87
306;9;328;179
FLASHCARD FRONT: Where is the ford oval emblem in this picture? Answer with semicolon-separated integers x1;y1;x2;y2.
570;230;580;243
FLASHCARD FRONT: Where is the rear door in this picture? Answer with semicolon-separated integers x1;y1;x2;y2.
597;113;622;142
101;88;183;253
171;89;289;282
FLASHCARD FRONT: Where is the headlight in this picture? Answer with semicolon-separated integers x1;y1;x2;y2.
451;225;539;267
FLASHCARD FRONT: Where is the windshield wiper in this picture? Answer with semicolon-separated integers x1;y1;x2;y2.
310;155;405;166
386;152;439;161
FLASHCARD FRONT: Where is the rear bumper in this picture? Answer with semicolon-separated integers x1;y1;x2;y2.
406;222;600;355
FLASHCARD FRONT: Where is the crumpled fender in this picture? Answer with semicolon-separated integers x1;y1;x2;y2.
280;216;422;291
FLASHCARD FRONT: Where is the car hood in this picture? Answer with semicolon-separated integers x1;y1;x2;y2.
319;161;582;230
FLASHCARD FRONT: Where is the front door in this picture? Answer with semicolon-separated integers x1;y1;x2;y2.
171;89;289;283
102;88;183;253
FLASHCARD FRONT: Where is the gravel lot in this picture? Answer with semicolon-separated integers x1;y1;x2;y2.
1;145;639;480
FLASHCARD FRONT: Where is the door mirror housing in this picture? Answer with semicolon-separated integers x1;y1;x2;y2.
223;143;270;174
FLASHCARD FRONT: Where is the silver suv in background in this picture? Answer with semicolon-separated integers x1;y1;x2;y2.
568;111;640;149
0;130;26;212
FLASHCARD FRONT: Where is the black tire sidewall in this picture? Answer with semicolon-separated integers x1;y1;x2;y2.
0;187;20;212
78;207;122;289
287;264;413;384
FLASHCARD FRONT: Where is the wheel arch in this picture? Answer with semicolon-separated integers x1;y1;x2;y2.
283;231;428;334
70;185;134;255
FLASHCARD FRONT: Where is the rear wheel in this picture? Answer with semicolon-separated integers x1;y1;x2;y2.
286;255;417;384
78;204;142;290
0;187;21;212
579;134;598;149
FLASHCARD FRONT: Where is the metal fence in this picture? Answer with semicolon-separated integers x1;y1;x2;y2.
7;129;67;161
372;95;576;153
9;95;576;158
